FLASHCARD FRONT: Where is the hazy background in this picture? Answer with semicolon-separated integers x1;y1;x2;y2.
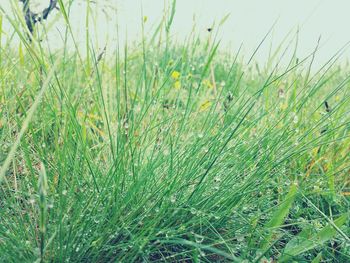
1;0;350;68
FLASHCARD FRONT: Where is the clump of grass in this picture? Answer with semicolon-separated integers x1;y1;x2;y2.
0;1;349;262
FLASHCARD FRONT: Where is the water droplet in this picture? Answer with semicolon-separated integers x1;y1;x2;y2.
236;234;245;242
213;176;221;183
194;234;204;243
293;114;298;124
170;196;176;203
199;249;206;257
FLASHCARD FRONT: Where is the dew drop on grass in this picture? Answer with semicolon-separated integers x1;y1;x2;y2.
194;234;204;244
198;133;204;139
199;249;206;257
190;208;197;215
179;225;186;231
170;195;176;203
236;234;245;242
292;114;298;124
214;176;221;183
163;149;170;156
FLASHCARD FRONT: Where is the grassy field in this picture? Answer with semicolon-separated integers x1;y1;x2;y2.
0;2;350;262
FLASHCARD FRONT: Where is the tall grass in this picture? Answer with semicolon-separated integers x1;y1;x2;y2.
0;1;349;262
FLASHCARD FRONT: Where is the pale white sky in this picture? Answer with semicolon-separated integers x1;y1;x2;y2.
1;0;350;67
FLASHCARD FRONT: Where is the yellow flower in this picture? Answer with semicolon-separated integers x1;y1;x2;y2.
171;70;180;80
174;80;181;89
130;91;139;101
203;79;213;89
280;102;287;110
199;100;212;111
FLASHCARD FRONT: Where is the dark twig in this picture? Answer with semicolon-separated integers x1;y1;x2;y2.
19;0;58;40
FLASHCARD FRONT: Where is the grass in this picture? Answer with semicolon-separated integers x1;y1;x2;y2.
0;1;350;262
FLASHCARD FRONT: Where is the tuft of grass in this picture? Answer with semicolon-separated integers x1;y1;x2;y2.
0;1;349;262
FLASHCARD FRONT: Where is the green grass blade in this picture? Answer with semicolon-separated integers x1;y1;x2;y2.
280;214;348;262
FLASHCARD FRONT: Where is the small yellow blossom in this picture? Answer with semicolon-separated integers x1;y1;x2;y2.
280;103;287;110
202;79;213;89
130;91;139;101
171;70;180;80
143;16;148;23
311;147;319;156
174;80;181;89
199;100;212;111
